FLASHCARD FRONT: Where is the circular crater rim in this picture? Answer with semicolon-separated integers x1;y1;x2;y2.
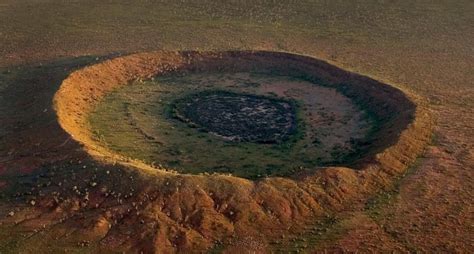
53;50;432;180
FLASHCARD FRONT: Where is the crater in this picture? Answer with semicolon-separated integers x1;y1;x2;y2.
51;50;432;252
54;50;431;181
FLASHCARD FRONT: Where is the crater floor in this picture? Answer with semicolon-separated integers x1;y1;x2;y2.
89;72;374;179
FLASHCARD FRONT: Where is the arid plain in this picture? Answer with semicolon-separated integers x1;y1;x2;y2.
0;1;472;253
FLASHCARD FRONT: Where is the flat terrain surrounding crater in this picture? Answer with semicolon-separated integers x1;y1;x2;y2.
89;72;374;178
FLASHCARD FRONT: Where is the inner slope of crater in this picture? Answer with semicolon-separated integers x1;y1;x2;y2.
89;72;375;179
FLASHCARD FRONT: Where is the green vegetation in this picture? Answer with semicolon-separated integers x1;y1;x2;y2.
89;72;374;179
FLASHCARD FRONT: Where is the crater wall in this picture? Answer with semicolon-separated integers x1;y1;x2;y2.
53;51;432;252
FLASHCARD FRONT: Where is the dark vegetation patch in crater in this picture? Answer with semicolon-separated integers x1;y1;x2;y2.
171;90;298;143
